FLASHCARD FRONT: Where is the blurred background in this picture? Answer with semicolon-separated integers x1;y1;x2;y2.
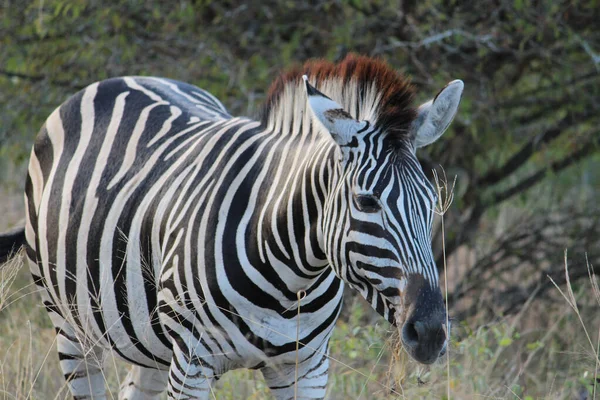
0;0;599;398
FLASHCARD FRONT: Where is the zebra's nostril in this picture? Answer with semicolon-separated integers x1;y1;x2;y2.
402;320;420;348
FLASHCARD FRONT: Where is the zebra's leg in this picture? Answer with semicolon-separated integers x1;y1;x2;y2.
31;263;107;399
261;351;330;400
119;365;168;400
52;314;107;399
165;337;216;400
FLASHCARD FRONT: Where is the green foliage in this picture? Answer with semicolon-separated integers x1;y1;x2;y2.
1;0;598;206
0;1;599;397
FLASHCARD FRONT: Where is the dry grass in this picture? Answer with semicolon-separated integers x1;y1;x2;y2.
0;184;598;399
1;252;598;399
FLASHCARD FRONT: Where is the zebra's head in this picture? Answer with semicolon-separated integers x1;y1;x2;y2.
303;74;463;365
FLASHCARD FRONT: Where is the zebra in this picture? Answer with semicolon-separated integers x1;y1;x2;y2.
0;54;463;399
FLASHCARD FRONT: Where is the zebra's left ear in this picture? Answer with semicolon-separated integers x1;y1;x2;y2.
412;80;464;149
303;75;368;147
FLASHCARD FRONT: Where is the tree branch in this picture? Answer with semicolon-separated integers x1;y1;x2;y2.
375;28;502;54
485;135;598;208
0;69;84;90
496;72;598;109
477;110;591;188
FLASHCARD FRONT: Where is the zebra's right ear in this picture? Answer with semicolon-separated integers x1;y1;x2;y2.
303;75;368;147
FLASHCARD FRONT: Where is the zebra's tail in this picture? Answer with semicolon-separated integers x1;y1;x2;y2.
0;226;26;265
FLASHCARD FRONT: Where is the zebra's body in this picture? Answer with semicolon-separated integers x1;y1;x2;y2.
11;55;464;399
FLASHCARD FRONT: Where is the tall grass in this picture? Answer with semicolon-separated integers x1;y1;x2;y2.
1;251;599;399
0;182;598;398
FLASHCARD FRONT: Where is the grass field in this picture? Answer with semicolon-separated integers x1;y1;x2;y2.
1;192;599;399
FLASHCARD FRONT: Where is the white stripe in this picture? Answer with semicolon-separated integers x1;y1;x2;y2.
36;107;65;303
56;83;98;309
76;90;129;347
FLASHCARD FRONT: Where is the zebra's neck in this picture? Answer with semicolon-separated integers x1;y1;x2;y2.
251;119;340;294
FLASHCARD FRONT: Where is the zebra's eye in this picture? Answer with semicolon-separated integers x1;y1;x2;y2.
354;194;381;213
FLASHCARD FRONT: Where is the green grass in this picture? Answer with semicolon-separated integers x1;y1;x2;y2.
1;252;599;399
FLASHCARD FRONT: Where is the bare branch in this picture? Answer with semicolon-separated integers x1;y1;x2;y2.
485;134;599;208
477;110;593;188
375;29;502;54
496;72;599;109
0;69;84;90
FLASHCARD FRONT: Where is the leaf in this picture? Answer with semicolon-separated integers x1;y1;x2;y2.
514;0;524;10
526;341;544;351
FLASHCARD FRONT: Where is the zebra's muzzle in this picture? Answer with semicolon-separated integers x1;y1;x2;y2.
400;313;448;364
398;274;448;364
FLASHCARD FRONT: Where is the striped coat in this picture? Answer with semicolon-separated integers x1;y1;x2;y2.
2;54;463;399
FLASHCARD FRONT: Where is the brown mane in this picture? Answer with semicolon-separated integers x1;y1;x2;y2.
261;53;417;144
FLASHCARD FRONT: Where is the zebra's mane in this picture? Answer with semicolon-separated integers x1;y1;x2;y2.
261;53;417;145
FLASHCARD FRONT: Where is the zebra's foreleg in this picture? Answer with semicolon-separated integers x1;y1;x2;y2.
119;365;168;400
261;350;330;400
165;336;216;400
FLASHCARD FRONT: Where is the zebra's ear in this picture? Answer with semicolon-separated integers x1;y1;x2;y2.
303;75;368;146
412;80;463;149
